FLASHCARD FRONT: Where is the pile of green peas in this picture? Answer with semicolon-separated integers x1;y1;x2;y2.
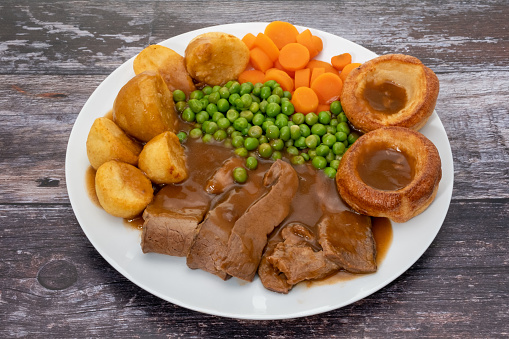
172;79;360;180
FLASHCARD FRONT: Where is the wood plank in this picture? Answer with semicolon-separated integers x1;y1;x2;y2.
0;200;507;337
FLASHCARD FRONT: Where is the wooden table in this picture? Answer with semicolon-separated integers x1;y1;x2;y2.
1;1;508;337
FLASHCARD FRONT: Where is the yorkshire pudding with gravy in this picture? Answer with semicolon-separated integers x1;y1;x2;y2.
340;54;439;133
336;126;441;223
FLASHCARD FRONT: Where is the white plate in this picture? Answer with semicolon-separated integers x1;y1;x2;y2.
66;22;454;320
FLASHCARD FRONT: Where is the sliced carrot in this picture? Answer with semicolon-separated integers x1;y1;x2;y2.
242;33;256;49
274;59;295;78
339;62;362;82
306;60;339;76
279;43;310;72
310;73;343;104
238;69;266;85
312;35;323;54
331;53;352;71
294;68;311;89
253;33;280;62
316;103;331;113
291;87;319;114
264;21;299;50
264;68;294;92
310;67;325;86
249;47;273;73
296;29;319;59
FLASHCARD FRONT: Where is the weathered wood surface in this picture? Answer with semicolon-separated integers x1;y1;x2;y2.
1;0;508;337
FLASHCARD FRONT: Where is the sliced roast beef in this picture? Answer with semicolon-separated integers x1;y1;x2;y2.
317;212;377;273
221;160;299;282
205;157;244;194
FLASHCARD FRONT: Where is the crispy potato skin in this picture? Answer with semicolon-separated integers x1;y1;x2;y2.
86;117;142;170
133;45;196;98
138;131;188;184
185;32;250;86
113;71;178;142
95;161;154;219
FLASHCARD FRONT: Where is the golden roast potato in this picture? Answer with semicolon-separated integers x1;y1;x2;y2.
113;70;178;142
185;32;250;86
86;117;142;170
138;131;188;184
95;160;154;219
133;44;196;98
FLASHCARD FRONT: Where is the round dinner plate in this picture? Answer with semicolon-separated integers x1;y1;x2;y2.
66;22;454;320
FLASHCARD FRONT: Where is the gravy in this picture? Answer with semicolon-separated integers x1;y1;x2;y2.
363;80;407;114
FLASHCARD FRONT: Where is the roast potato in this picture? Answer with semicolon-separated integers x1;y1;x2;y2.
113;70;178;142
133;44;196;98
86;117;142;170
95;160;154;218
138;131;188;184
185;32;250;86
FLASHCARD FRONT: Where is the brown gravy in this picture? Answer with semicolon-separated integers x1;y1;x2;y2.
357;145;414;191
363;80;407;114
85;166;100;207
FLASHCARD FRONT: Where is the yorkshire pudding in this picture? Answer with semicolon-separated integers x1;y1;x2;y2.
336;126;441;223
340;54;439;133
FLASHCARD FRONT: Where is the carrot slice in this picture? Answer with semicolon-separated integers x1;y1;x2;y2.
311;73;343;104
238;69;266;85
310;67;325;86
253;33;280;62
306;60;339;76
264;21;299;50
279;43;310;72
264;68;294;92
296;29;319;59
331;53;352;71
316;103;331;113
242;33;256;49
339;63;362;82
294;68;311;89
312;35;323;54
274;58;295;78
292;87;319;114
249;47;273;73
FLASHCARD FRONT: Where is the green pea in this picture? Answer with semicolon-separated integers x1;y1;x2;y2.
190;90;204;100
260;86;272;100
235;147;248;157
316;144;330;157
229;93;241;105
177;131;187;143
173;89;186;102
281;97;290;104
195;111;209;124
251;93;260;103
272;86;284;98
337;122;350;135
229;81;241;94
332;142;346;155
225;81;234;88
246;156;258;170
212;112;224;122
252;113;265;126
219;87;230;99
199;97;209;108
311;123;326;136
240;82;253;96
330;100;343;115
175;101;187;113
240;93;253;108
281;101;295;116
286;145;299;156
244;137;259;151
202;133;213;143
348;132;360;144
202;86;212;95
266;102;281;117
226;109;240;122
285;139;294;147
271;151;282;161
335;154;343;161
258;143;273;158
232;167;248;183
324;167;337;178
318;111;331;125
258;135;268;144
231;130;242;138
291;155;305;165
290;125;301;140
214;129;227;141
292;113;305;125
266;125;280;139
226;126;235;135
232;135;245;148
262;120;274;132
287;121;295;127
204;121;218;135
330;118;339;127
233;117;248;131
259;100;268;113
264;80;278;89
217;98;230;112
280;126;291;141
188;99;203;113
308;149;317;159
248;125;263;138
305;134;319;149
339;113;348;123
330;159;340;170
275;117;288;129
299;124;311;137
326;125;337;135
305;112;319;126
326;151;335;163
267;94;281;104
294;136;307;149
249;102;260;113
189;128;202;139
335;131;348;142
252;85;262;97
208;91;220;104
205;103;218;116
212;85;221;93
270;138;284;151
239;110;253;122
312;156;327;169
283;91;292;99
322;133;337;147
182;108;195;122
217;117;231;129
301;152;310;161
